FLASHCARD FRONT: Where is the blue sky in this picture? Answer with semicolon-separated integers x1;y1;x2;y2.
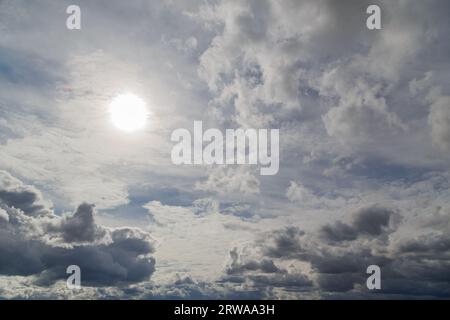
0;0;450;299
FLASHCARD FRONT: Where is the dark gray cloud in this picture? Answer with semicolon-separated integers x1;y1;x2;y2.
320;205;399;242
222;246;313;293
226;204;450;298
59;203;106;243
0;171;156;286
321;221;358;242
262;227;306;259
226;247;281;275
0;190;47;216
0;170;52;217
35;228;155;286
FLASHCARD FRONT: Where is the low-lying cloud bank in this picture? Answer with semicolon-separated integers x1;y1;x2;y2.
223;205;450;299
1;170;449;299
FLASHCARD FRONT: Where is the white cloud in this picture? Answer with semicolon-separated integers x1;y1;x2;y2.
195;166;260;196
429;95;450;153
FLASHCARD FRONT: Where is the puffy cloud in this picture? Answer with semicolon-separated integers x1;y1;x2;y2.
286;181;347;209
195;0;450;171
0;170;52;217
58;203;106;243
320;205;400;242
197;0;378;127
222;245;313;293
321;77;407;147
226;204;450;298
226;247;281;275
286;181;314;203
195;166;260;195
262;226;306;259
429;95;450;153
0;171;156;286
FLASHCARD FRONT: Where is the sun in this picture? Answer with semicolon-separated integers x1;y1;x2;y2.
109;93;148;132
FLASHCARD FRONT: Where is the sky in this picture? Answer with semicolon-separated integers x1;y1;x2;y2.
0;0;449;299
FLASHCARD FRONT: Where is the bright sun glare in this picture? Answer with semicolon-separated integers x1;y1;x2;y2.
109;93;148;132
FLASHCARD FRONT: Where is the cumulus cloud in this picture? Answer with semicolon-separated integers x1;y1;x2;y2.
224;204;450;298
321;77;407;147
195;0;450;170
0;170;52;217
286;181;347;209
222;245;313;294
226;247;281;275
429;95;450;153
0;171;156;286
320;205;400;242
195;166;260;195
58;203;107;243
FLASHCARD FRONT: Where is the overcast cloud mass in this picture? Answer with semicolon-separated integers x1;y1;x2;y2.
0;0;450;299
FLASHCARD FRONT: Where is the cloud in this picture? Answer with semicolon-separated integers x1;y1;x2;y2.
321;77;407;147
225;204;450;298
58;203;107;243
262;226;306;259
0;170;52;217
429;95;450;153
0;0;212;210
226;247;281;275
195;166;260;196
286;181;347;209
195;0;450;171
320;205;400;242
1;0;450;299
222;245;313;294
143;199;265;281
0;171;156;286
